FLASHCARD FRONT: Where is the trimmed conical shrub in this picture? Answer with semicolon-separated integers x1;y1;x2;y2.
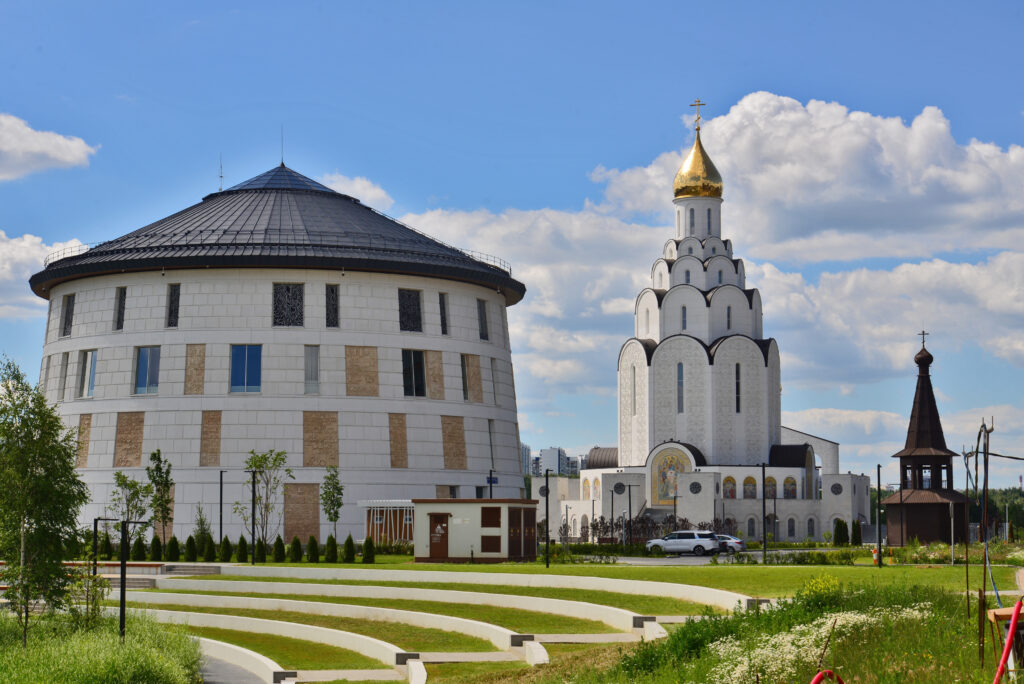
833;519;850;546
342;534;356;563
851;520;862;546
150;535;163;562
166;536;181;562
288;536;303;563
324;535;338;563
219;536;234;562
307;536;319;563
184;535;197;562
203;534;217;562
236;535;248;563
255;539;267;563
131;536;147;561
272;535;286;563
361;536;375;564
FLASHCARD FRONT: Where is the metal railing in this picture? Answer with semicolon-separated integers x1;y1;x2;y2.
43;242;97;267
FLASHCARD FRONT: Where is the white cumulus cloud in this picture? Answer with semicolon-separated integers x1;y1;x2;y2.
0;114;97;181
319;172;394;211
0;231;84;317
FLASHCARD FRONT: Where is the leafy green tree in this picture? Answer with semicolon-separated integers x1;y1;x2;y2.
184;535;197;562
321;466;344;541
107;471;152;546
218;536;233;562
288;536;303;563
272;535;286;562
0;359;90;646
307;536;319;563
166;536;180;562
255;539;266;563
324;534;338;563
236;535;248;563
145;449;174;542
232;449;294;548
149;534;163;561
131;535;147;560
342;534;356;563
193;505;212;544
362;536;375;564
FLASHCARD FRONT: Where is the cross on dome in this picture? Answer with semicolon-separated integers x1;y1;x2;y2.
689;98;706;131
919;330;929;347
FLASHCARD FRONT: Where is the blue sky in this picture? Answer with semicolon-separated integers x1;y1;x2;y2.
1;1;1022;485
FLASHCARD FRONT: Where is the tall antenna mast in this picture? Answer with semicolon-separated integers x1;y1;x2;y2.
218;153;223;191
280;125;284;166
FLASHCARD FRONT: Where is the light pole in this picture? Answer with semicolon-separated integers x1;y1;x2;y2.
219;470;226;542
488;469;494;499
544;469;551;568
876;464;882;568
760;463;767;564
119;519;148;641
245;469;257;565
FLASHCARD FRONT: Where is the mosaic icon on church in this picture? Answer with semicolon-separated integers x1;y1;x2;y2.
651;448;691;506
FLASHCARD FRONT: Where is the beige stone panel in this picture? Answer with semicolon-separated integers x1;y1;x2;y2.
200;411;222;467
113;412;145;467
441;415;467;470
303;411;338;467
435;485;451;499
466;354;483;403
184;344;206;395
345;346;379;397
76;414;91;468
389;413;408;468
425;350;444;400
284;483;320;544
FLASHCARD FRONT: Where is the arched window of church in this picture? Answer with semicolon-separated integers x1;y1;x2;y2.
681;306;687;330
747;517;756;537
631;366;636;416
743;476;756;499
787;518;796;538
735;363;741;413
676;362;684;413
685;270;691;285
718;270;723;285
807;518;815;538
727;306;732;330
723;477;736;499
707;208;712;233
689;208;695;232
784;477;797;499
765;477;777;499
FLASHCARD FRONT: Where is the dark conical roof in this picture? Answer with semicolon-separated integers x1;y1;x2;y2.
893;344;956;459
31;165;525;304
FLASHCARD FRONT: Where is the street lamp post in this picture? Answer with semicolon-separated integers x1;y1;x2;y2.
544;469;551;568
119;519;148;641
760;463;767;564
219;470;226;542
876;464;883;568
245;469;257;565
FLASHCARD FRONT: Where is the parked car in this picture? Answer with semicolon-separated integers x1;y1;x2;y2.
716;534;746;554
646;530;721;556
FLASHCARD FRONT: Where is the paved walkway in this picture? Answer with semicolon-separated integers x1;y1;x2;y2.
417;651;522;663
533;633;638;643
294;669;404;682
200;656;261;684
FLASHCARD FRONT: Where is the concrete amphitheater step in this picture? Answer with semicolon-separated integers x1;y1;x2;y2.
163;563;222;576
101;575;155;589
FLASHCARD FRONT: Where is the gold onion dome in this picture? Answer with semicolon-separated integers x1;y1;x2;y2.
673;130;723;199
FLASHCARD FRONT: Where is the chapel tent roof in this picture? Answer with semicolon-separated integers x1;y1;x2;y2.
881;488;968;505
30;164;525;304
893;344;957;460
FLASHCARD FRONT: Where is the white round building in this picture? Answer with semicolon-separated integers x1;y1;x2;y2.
30;164;527;545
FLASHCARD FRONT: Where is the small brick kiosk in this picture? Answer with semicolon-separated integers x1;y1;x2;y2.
413;499;538;563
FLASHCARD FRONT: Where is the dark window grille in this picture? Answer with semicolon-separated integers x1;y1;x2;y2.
166;283;180;328
114;287;127;330
398;289;422;332
402;349;426;396
477;299;489;340
61;294;75;337
326;284;339;328
439;293;449;335
272;283;304;327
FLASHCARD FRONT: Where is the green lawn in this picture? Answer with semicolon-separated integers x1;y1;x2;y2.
185;625;388;670
201;575;710;615
187;562;1018;599
124;601;495;652
149;589;615;634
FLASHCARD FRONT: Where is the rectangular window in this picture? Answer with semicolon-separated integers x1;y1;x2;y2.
230;345;262;393
78;350;98;398
325;284;339;328
304;345;320;394
59;352;69;400
166;283;180;327
449;485;459;499
60;293;75;337
460;354;470;400
727;306;732;330
134;346;161;394
476;486;486;499
681;306;687;330
487;418;496;468
477;299;489;340
438;293;449;335
398;289;422;332
114;287;127;330
490;358;499;404
402;349;426;397
676;362;684;413
43;355;52;390
272;283;304;326
735;363;741;413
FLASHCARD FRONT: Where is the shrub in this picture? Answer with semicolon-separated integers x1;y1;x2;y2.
236;535;248;563
218;536;233;563
149;535;162;562
100;532;113;561
362;536;376;564
166;536;180;562
184;535;197;562
307;536;319;563
288;536;303;563
272;535;286;562
833;519;850;546
255;539;267;563
851;520;862;546
342;534;356;563
131;536;147;561
203;534;217;562
324;535;338;563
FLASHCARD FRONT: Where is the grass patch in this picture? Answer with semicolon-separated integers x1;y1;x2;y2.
200;575;711;615
186;563;1016;598
0;612;200;684
124;601;495;652
185;625;388;670
150;588;615;634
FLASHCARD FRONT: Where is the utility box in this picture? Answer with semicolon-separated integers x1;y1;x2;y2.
413;499;538;563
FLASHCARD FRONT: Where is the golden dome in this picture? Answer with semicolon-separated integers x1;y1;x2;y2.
673;130;723;199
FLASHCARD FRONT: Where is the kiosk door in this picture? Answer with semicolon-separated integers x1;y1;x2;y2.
508;507;523;559
523;508;537;560
429;513;449;560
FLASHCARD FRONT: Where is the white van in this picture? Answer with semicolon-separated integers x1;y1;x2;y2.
645;530;721;556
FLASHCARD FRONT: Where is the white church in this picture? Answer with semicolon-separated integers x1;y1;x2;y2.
535;112;871;543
